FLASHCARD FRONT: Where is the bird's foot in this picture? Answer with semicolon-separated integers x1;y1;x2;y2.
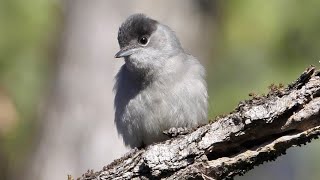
163;127;193;138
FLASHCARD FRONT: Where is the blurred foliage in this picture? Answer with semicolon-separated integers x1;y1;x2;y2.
0;0;58;173
0;0;320;179
208;0;320;119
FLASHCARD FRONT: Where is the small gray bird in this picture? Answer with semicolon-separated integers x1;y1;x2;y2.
114;14;208;148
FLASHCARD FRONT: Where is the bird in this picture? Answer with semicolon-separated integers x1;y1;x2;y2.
114;14;208;148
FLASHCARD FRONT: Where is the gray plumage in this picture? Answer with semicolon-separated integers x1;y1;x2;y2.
114;14;208;148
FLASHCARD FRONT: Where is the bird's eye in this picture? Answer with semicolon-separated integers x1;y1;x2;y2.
138;36;148;45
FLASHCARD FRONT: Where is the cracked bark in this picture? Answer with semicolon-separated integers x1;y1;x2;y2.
79;66;320;180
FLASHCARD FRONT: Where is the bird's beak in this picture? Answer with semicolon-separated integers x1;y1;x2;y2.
114;48;139;58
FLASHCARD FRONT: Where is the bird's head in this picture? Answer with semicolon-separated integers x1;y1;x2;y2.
115;14;183;74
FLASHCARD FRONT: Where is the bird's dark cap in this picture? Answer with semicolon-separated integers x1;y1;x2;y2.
117;14;158;48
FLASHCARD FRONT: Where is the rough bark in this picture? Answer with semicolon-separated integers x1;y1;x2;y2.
79;66;320;180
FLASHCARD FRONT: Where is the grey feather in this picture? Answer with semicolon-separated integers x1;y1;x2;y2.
114;14;208;148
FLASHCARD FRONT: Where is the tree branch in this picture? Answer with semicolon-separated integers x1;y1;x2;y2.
79;66;320;180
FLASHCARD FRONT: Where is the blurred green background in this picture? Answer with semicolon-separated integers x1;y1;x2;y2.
0;0;320;179
0;0;58;178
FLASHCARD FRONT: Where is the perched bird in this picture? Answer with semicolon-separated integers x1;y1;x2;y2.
114;14;208;148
